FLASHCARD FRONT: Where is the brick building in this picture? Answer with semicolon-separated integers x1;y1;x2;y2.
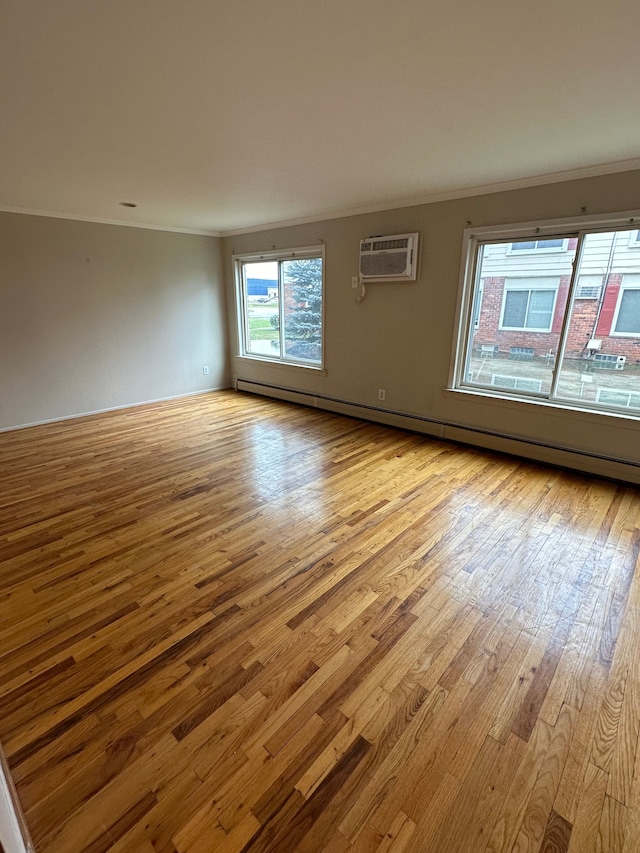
473;231;640;369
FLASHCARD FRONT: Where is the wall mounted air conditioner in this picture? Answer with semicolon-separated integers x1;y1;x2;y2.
615;355;626;370
359;233;419;281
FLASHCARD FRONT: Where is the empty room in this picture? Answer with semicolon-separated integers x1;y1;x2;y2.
1;2;640;852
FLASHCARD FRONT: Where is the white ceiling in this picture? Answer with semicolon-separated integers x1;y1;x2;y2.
2;0;639;236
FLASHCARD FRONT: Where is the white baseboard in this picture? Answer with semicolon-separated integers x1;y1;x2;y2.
0;387;231;434
236;379;640;485
0;746;34;853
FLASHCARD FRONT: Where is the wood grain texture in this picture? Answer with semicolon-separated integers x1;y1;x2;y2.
1;389;640;852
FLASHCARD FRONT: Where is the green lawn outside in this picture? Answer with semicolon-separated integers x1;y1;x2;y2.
249;317;278;341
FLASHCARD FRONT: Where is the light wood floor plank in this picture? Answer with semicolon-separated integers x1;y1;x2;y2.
1;390;639;852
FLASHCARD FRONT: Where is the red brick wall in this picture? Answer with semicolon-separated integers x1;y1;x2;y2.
475;275;640;366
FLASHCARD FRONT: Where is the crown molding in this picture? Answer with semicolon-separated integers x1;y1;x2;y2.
0;206;222;237
221;157;640;237
2;157;640;239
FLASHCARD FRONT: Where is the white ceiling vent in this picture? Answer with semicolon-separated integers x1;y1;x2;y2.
359;233;419;281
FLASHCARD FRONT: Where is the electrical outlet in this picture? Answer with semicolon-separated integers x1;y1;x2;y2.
202;365;209;375
378;389;386;401
352;276;359;288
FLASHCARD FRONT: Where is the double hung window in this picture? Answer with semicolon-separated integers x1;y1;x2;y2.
453;214;640;415
235;246;324;368
500;280;558;331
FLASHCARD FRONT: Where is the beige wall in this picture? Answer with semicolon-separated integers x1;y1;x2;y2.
224;170;640;478
3;170;639;477
0;213;229;430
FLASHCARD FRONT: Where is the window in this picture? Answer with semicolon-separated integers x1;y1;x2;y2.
235;247;324;368
508;238;567;253
628;230;640;247
500;280;558;331
612;277;640;336
453;217;640;417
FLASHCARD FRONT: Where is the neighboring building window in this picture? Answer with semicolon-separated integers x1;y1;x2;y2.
628;230;640;247
612;277;640;336
500;280;557;331
508;238;567;253
235;247;324;368
453;219;640;416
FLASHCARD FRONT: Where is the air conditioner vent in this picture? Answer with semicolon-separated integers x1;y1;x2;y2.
359;232;419;281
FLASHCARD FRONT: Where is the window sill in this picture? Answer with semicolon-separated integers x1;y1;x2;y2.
443;386;640;427
236;355;327;376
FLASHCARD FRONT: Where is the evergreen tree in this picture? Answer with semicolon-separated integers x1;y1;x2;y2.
282;258;322;359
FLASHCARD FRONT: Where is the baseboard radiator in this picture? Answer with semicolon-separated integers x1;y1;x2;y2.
235;378;640;485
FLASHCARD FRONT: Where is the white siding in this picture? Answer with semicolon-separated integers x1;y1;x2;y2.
480;230;640;281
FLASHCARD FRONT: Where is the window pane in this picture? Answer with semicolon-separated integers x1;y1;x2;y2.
281;257;323;364
464;240;575;395
525;290;554;329
242;261;280;357
511;238;564;251
538;238;564;249
502;290;528;327
554;231;640;412
615;290;640;334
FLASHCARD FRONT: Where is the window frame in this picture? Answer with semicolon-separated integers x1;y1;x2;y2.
498;278;559;332
233;244;326;370
610;276;640;337
449;210;640;418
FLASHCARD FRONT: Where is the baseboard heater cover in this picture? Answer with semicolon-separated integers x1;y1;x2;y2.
235;379;640;485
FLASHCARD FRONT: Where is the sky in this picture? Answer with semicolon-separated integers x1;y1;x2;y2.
245;261;278;280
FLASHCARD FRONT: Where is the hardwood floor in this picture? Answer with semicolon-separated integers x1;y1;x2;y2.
1;390;639;852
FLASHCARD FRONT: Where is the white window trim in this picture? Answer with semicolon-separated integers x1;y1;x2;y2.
233;244;326;370
628;229;640;248
610;276;640;338
448;208;640;419
498;279;559;332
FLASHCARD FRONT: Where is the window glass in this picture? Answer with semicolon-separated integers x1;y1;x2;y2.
465;241;572;395
281;258;323;364
459;224;640;415
236;250;324;368
526;290;555;329
615;289;640;334
554;235;640;411
511;238;565;251
242;261;279;357
502;290;528;328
